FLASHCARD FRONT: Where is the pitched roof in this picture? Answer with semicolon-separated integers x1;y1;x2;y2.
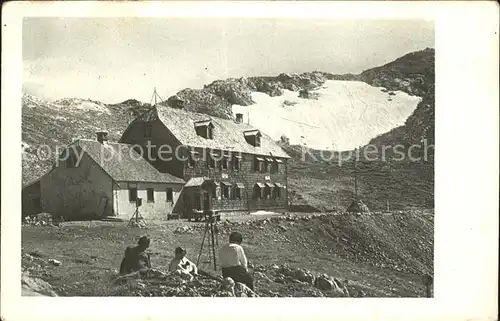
75;139;185;184
184;177;208;187
154;105;290;158
243;129;261;137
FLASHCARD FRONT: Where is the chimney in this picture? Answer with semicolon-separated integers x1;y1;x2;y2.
96;131;108;144
235;113;243;124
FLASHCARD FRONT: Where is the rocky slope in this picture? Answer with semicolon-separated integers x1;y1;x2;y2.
21;94;149;185
21;211;434;297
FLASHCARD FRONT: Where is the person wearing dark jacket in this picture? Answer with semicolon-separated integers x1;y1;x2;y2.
119;236;151;274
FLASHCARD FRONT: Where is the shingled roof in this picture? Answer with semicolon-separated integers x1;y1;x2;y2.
74;139;185;184
152;105;290;158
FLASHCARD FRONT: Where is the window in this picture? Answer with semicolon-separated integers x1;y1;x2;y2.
208;155;216;169
187;151;197;168
263;184;272;199
272;186;281;199
147;188;154;202
234;187;241;199
233;156;241;171
252;185;261;200
166;189;173;203
194;120;214;139
221;157;228;170
244;130;262;147
270;161;279;174
253;183;265;200
194;194;202;211
263;160;270;173
254;156;265;172
129;188;138;202
234;183;245;199
211;183;217;199
220;182;230;199
274;183;283;199
206;151;218;169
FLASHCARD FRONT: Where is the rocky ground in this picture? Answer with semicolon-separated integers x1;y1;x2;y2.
21;210;434;297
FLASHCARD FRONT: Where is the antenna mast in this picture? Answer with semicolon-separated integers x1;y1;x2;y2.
150;87;165;106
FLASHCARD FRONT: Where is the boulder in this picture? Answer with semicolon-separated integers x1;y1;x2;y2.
314;274;336;291
346;199;371;214
174;225;192;234
254;271;273;282
21;271;58;297
314;274;348;296
278;265;315;284
234;282;258;297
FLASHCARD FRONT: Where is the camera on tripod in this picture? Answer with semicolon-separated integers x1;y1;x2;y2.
198;209;221;271
203;209;220;223
136;197;142;207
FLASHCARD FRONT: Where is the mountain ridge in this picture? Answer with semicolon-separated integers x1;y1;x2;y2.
22;48;434;210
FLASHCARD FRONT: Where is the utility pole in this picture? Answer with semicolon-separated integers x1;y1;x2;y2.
354;148;358;200
386;158;392;212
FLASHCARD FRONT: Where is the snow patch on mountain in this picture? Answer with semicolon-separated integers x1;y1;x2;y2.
232;80;422;151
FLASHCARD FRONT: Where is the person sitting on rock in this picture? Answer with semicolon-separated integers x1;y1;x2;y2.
218;232;254;291
119;236;151;275
168;247;198;275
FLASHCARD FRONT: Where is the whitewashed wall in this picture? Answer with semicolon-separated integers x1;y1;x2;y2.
41;151;114;218
114;181;183;219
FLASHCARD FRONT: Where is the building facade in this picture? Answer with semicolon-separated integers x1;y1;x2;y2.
119;104;290;216
22;135;184;220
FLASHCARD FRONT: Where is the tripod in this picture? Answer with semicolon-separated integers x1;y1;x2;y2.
196;212;219;271
128;204;146;227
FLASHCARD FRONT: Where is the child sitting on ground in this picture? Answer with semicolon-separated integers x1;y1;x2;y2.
168;247;198;277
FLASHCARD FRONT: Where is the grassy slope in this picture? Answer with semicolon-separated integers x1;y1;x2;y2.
282;143;434;211
22;210;433;297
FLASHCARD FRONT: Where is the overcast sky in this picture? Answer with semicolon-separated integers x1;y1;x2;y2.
23;18;434;104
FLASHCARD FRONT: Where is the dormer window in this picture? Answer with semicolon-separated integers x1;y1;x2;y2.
194;120;214;139
244;130;262;147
